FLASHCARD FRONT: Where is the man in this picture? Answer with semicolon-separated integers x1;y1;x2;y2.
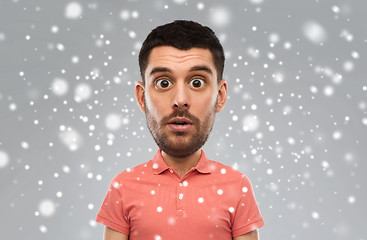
96;20;264;240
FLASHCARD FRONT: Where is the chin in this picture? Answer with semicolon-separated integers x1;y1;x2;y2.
159;138;204;158
171;131;188;136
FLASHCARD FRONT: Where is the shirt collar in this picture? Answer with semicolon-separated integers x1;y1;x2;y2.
194;149;211;174
152;149;169;175
152;149;212;175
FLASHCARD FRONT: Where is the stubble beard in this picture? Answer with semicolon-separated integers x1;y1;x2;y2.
144;97;217;158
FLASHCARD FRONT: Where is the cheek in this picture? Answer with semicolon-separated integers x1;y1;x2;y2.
194;93;217;114
145;93;167;119
207;91;219;106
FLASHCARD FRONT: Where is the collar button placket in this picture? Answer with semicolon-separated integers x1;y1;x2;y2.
176;176;189;216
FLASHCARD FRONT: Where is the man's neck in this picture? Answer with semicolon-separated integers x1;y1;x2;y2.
161;149;202;178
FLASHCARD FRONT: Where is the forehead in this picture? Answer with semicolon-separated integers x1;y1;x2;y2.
146;46;216;72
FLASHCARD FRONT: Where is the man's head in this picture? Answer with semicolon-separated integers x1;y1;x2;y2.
135;20;227;158
139;20;225;83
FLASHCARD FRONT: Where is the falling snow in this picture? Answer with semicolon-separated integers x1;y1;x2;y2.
38;199;56;217
303;21;327;44
0;150;10;168
209;6;230;28
156;206;163;213
65;2;83;19
51;78;69;96
0;1;366;240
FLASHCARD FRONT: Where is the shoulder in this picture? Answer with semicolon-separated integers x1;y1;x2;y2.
207;160;255;188
208;160;249;181
209;160;241;176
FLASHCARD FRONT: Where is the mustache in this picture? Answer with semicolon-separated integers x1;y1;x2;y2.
161;109;200;126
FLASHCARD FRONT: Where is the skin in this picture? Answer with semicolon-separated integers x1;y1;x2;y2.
234;229;259;240
135;46;227;177
104;227;128;240
103;46;259;240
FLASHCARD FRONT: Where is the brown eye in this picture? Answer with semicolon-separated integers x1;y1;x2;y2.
190;79;205;88
156;79;172;88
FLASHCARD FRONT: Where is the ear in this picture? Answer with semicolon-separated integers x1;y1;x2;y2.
216;79;227;113
135;81;146;113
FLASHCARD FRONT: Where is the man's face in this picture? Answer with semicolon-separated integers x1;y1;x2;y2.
135;46;227;158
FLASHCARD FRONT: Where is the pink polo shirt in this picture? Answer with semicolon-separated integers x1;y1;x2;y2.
96;149;264;239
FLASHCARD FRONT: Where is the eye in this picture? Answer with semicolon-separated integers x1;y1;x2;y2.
156;79;172;89
189;79;205;88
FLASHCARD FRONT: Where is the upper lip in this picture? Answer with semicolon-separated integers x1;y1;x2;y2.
168;117;193;124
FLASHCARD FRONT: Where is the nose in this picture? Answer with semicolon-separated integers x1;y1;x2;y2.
173;83;190;110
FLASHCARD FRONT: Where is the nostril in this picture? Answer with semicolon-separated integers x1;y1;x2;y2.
174;103;189;108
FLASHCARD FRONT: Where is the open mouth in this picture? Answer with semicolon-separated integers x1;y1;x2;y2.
168;117;193;125
167;118;193;132
171;122;190;125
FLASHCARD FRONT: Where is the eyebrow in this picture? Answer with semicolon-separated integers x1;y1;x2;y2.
189;65;213;76
149;65;213;76
149;67;171;76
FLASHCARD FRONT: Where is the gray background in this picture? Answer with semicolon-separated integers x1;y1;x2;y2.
0;0;366;239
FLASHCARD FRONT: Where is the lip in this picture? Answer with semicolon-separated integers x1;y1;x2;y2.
167;117;193;133
168;117;193;124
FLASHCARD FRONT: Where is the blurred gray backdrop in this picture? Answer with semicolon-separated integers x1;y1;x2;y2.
0;0;366;239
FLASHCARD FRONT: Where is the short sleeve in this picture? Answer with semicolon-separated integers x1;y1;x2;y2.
96;175;130;235
231;175;265;237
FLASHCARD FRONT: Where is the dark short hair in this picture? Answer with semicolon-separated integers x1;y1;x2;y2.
138;20;225;83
